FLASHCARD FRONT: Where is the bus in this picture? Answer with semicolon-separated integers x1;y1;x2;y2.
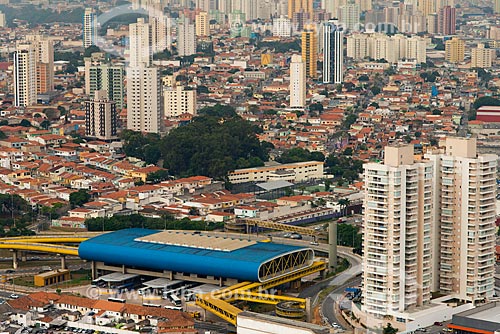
142;303;161;308
169;294;182;307
108;297;126;303
137;287;151;296
164;305;182;311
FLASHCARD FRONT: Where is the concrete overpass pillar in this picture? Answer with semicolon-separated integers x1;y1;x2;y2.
11;250;18;269
21;252;27;262
305;297;312;323
60;255;66;270
329;220;337;271
91;261;96;280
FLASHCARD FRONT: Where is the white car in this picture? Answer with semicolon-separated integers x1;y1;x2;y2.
9;294;19;299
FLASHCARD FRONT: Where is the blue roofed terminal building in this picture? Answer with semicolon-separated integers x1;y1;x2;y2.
78;228;316;286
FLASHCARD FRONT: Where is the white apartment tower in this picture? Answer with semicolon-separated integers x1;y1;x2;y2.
425;138;497;303
471;43;495;69
150;13;170;54
85;90;118;140
273;16;291;37
13;44;37;107
129;18;152;67
289;54;306;109
363;145;434;318
163;86;197;118
339;3;360;31
362;138;497;320
177;17;196;57
83;8;97;48
322;20;344;84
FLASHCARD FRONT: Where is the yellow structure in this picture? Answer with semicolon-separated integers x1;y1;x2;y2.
261;53;273;66
34;269;71;287
288;0;313;19
445;37;465;63
301;27;318;78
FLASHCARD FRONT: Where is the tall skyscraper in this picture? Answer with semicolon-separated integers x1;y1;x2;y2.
322;20;343;84
85;90;118;140
425;138;496;302
83;8;97;48
13;44;37;107
301;27;318;78
438;6;456;35
288;0;313;19
26;35;54;94
362;138;497;320
177;17;196;57
445;37;464;62
127;18;163;133
289;54;306;109
196;11;210;36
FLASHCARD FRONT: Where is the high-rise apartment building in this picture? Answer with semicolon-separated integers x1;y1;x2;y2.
363;145;434;317
301;27;318;78
150;13;170;54
83;8;97;48
88;64;125;110
273;15;292;37
26;35;54;94
362;138;497;320
445;37;464;63
163;86;197;118
322;20;344;84
438;6;456;35
471;43;495;69
85;90;118;140
339;3;360;31
288;0;313;20
418;0;435;17
177;17;196;57
496;0;500;14
195;11;209;36
289;54;306;109
425;138;497;303
129;18;152;67
13;44;37;107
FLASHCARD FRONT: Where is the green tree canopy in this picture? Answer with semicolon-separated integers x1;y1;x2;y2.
473;96;500;110
69;189;91;208
276;148;325;164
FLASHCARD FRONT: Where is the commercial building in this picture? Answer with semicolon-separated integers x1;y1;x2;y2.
85;90;118;140
361;138;497;323
83;8;97;48
449;302;500;334
445;37;465;63
301;27;318;78
163;86;197;118
471;44;495;69
237;311;330;334
195;11;209;36
177;17;196;57
289;54;306;109
228;161;324;184
322;20;344;84
13;44;37;107
34;269;70;287
476;106;500;122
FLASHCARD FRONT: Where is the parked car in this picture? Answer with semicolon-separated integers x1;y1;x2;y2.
9;294;19;299
434;322;443;326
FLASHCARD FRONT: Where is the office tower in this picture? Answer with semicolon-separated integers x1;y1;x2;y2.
273;16;292;37
438;6;456;35
13;44;37;107
339;3;360;31
26;35;54;94
496;0;500;14
0;11;5;27
150;13;170;54
177;17;196;56
362;145;434;317
471;43;495;69
85;90;118;140
196;11;209;36
425;138;497;302
88;64;125;110
163;86;197;118
288;0;313;19
301;27;318;78
289;54;306;109
129;18;152;67
322;20;343;84
445;37;464;62
83;8;97;48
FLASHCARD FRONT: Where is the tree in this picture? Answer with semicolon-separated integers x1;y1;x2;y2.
69;189;91;208
0;130;6;140
383;323;398;334
309;103;324;113
20;119;32;127
370;86;381;95
338;198;351;216
473;96;500;110
146;169;170;184
276;148;325;164
40;120;50;130
358;74;369;82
